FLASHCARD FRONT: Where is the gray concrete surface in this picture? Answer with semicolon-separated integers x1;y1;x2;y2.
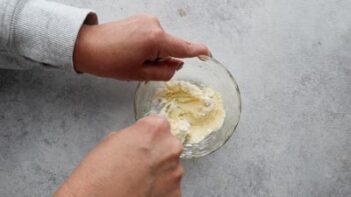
1;0;351;196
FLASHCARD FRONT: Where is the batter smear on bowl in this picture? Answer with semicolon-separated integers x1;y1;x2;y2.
153;80;225;143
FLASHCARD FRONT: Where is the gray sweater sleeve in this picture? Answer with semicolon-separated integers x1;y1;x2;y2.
0;0;97;71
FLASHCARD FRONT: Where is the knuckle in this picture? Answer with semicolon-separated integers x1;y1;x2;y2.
184;42;192;54
103;131;119;142
139;115;170;132
147;28;164;44
137;115;154;128
173;165;184;180
154;116;170;131
177;141;184;152
169;139;183;157
106;131;117;139
137;13;160;27
146;14;160;24
138;14;161;32
149;15;159;23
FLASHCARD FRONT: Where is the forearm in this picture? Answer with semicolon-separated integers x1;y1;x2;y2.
0;0;98;70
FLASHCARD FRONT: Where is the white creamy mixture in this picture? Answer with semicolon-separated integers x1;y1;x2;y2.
153;80;225;143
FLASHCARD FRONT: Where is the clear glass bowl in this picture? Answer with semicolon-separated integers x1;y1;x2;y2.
134;56;241;159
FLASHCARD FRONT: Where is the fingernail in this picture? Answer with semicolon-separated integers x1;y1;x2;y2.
208;50;213;58
176;62;184;71
198;55;209;61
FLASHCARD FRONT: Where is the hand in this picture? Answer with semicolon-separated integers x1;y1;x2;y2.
73;14;209;81
54;115;184;197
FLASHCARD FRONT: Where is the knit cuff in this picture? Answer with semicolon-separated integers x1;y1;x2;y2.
13;0;98;72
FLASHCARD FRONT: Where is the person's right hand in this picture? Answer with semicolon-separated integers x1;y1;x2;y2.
73;14;209;81
54;115;184;197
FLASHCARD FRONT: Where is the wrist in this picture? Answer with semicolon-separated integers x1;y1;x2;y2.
73;24;96;73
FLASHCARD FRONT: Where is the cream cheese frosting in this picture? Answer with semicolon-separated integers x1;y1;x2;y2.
153;80;225;143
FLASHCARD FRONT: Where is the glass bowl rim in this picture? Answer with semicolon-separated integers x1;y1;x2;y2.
133;56;242;158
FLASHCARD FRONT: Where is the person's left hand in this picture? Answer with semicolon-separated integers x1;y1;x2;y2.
73;14;209;81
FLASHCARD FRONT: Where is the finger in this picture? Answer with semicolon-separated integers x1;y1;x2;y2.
136;114;170;131
160;33;209;58
156;58;184;70
144;64;176;81
142;59;183;81
173;165;184;183
161;135;183;158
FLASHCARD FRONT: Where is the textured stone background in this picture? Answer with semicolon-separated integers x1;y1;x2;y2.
1;0;351;196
